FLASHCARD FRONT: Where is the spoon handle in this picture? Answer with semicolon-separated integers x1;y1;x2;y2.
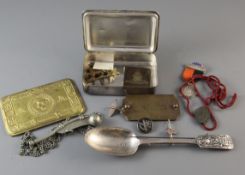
139;137;196;145
139;134;234;150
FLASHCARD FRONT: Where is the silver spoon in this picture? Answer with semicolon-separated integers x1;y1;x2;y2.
84;127;234;156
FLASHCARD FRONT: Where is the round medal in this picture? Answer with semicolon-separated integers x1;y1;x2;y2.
182;84;195;98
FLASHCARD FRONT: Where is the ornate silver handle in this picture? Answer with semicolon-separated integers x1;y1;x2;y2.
196;134;234;150
139;134;234;150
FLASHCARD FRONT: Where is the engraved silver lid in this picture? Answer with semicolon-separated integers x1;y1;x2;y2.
82;10;159;53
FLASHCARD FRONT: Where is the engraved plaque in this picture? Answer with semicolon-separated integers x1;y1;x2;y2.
0;79;86;136
122;95;180;121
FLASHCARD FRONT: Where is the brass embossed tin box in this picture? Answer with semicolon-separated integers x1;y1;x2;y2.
0;79;86;136
82;10;160;95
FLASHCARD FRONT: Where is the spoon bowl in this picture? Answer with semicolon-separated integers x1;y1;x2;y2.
85;127;140;156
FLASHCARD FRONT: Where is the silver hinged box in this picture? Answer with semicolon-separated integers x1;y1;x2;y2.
82;10;160;95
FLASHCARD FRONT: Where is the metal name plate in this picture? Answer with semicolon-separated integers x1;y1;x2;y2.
0;79;86;136
122;95;180;121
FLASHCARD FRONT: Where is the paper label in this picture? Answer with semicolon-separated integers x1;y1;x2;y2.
93;53;114;70
93;62;114;70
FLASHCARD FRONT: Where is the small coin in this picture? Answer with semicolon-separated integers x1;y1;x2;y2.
137;118;152;134
193;106;210;124
182;84;195;98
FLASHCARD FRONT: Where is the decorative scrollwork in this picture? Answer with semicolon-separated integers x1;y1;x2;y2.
196;134;234;150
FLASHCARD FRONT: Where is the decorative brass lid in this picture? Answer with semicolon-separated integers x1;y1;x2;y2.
0;79;86;136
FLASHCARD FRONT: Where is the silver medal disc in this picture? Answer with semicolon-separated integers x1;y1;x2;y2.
182;85;195;98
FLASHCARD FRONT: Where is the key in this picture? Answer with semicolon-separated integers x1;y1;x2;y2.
19;112;103;157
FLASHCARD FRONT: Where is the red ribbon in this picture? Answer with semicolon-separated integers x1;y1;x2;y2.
179;74;237;131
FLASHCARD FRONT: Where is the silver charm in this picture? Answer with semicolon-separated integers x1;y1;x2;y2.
19;113;103;157
166;119;177;138
137;118;152;134
182;84;195;98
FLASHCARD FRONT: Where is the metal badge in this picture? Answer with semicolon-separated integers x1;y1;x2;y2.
122;95;180;121
186;62;207;73
193;106;210;124
137;118;152;134
0;79;86;136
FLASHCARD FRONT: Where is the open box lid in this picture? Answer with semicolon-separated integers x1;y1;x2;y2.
82;10;159;53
